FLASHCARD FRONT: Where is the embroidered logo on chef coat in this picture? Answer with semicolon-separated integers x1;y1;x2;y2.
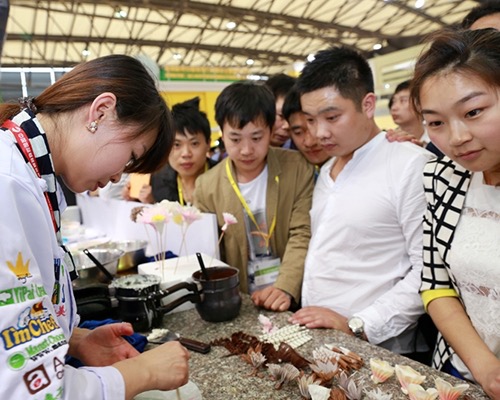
0;283;47;307
23;364;51;394
55;304;66;317
39;386;63;400
6;252;32;283
1;301;61;350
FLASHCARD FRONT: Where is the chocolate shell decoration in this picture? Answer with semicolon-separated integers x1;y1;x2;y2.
240;344;267;377
211;331;310;369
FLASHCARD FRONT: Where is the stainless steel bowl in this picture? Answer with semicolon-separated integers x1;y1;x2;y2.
72;248;124;283
94;240;148;271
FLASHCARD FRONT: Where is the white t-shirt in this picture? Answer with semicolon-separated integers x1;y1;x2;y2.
239;166;276;292
449;172;500;380
238;165;269;259
302;132;434;353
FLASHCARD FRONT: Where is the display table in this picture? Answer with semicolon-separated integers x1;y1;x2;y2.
152;295;487;399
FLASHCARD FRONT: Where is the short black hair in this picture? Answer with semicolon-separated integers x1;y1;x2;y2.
296;46;374;110
265;73;297;99
171;97;211;143
282;87;301;122
462;1;500;29
215;80;276;130
388;80;411;109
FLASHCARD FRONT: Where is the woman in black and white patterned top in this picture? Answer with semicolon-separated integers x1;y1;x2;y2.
411;28;500;398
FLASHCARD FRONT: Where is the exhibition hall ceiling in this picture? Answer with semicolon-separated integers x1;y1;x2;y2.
3;0;481;74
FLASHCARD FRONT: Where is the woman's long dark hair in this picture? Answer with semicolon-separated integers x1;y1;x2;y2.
0;55;174;173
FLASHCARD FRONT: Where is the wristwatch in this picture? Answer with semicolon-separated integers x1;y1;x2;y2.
347;316;365;339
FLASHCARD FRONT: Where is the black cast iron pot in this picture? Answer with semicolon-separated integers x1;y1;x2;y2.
109;266;241;332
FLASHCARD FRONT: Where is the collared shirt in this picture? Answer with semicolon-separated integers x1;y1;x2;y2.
302;132;434;353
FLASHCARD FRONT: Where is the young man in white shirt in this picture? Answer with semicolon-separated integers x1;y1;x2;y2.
289;46;435;361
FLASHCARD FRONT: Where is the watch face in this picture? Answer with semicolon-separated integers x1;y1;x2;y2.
348;317;364;332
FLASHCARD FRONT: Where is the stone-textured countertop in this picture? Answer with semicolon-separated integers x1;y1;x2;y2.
153;295;487;399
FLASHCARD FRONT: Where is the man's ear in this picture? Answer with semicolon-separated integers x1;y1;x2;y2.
362;92;377;119
87;92;118;126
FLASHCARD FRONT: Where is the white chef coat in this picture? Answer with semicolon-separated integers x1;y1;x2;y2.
0;110;125;399
302;132;434;353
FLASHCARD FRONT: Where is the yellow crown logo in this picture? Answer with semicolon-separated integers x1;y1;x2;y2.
6;252;32;282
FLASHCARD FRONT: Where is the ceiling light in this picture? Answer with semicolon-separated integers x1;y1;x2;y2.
246;58;254;66
415;0;425;9
307;53;315;62
247;74;266;80
373;43;382;50
384;83;391;89
82;48;91;57
114;7;127;19
173;53;182;60
226;21;237;30
293;62;305;72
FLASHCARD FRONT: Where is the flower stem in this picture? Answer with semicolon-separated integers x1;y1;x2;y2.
160;226;168;278
174;226;186;275
208;232;224;268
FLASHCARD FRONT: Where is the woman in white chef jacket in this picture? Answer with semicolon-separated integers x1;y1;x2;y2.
0;55;189;400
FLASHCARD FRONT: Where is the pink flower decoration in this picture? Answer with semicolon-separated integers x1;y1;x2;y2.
258;314;277;334
136;203;172;234
395;364;426;395
159;199;182;213
370;358;395;384
434;377;469;400
181;205;203;226
221;212;238;232
407;384;438;400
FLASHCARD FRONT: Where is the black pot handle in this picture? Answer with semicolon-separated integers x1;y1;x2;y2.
157;292;203;315
150;280;201;301
83;248;115;282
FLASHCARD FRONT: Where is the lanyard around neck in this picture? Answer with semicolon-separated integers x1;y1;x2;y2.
225;158;278;244
177;162;208;205
2;119;58;233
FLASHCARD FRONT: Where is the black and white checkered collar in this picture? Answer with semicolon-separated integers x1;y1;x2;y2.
10;109;62;241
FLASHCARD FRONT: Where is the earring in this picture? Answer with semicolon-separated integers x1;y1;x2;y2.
86;120;99;133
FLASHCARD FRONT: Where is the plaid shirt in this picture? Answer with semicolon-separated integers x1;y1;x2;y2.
421;156;472;370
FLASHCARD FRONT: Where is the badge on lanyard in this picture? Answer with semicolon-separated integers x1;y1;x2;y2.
225;159;282;293
248;256;281;292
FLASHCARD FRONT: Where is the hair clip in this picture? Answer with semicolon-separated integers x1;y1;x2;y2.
18;96;37;113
